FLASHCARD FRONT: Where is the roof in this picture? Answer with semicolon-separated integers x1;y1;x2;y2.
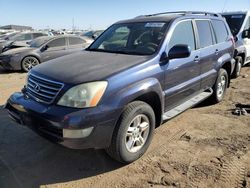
116;11;222;24
116;14;181;24
221;11;250;15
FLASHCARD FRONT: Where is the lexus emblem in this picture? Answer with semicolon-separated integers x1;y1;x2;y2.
34;84;41;92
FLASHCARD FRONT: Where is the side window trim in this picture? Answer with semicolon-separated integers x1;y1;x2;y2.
209;20;217;45
192;19;200;50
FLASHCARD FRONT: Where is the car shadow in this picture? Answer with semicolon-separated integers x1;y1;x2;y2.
0;67;24;74
0;107;123;188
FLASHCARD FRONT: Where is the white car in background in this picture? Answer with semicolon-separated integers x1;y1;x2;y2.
222;11;250;77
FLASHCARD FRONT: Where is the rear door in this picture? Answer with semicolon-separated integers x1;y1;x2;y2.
41;37;67;62
164;20;201;111
194;20;217;90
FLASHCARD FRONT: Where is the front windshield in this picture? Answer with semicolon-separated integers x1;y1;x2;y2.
88;22;168;55
223;14;246;36
30;37;51;48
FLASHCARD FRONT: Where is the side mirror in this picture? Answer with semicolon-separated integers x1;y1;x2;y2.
41;45;49;52
92;34;98;40
168;44;191;60
242;29;250;39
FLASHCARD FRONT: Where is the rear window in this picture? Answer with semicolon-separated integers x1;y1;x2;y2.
223;14;246;36
69;37;85;45
211;20;228;43
196;20;213;48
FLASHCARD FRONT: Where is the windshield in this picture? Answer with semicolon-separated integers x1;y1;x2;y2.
30;37;51;48
223;14;246;36
88;22;168;55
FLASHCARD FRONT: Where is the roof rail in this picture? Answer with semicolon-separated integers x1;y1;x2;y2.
136;11;221;18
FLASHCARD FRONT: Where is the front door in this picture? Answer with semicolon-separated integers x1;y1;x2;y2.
164;20;201;111
41;37;67;62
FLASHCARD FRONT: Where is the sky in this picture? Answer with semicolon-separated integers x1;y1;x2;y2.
1;0;250;30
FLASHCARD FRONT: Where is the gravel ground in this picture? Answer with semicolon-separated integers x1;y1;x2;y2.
0;66;249;188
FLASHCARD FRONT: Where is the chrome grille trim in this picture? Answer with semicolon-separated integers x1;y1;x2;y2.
26;73;64;104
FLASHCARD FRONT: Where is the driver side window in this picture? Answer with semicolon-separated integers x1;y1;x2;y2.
47;38;66;48
168;20;195;51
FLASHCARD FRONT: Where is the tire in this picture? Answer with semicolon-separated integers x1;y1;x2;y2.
232;56;242;78
210;68;228;103
106;101;155;163
21;56;40;72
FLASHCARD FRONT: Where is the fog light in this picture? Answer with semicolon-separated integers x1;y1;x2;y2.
63;127;94;139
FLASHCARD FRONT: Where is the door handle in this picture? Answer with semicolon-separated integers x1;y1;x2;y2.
194;56;200;62
215;49;219;55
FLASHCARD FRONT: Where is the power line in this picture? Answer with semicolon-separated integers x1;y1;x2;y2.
222;0;228;12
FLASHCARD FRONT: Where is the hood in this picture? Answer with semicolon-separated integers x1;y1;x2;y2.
2;46;34;55
33;51;150;84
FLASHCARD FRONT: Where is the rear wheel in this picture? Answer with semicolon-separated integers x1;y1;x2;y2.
106;101;155;163
232;56;242;78
210;68;228;103
21;56;39;72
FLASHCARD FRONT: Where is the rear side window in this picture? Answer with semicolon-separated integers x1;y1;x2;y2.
196;20;213;48
211;20;228;43
168;20;195;51
69;37;85;45
47;38;66;47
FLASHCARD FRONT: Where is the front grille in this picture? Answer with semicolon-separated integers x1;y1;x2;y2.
26;73;64;104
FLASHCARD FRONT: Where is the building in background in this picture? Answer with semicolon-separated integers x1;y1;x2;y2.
0;25;32;31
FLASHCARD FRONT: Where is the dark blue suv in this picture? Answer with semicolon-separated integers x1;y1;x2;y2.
5;11;235;163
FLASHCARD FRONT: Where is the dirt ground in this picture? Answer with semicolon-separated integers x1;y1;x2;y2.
0;66;249;188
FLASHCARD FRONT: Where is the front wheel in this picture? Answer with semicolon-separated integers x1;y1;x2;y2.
21;56;40;72
210;68;228;103
106;101;155;163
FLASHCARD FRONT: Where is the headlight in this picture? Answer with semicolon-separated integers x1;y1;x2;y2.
57;81;108;108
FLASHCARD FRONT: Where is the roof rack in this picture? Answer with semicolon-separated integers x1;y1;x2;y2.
136;11;221;18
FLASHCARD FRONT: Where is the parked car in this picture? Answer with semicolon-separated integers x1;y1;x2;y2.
0;35;91;72
0;32;20;41
222;11;250;77
82;30;104;39
0;32;49;53
5;11;235;163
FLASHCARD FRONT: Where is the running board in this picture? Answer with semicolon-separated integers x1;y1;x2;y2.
162;89;213;121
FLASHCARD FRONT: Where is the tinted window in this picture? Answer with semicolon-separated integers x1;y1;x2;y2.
69;37;85;45
211;20;228;43
47;38;66;47
196;20;213;48
223;14;246;36
169;21;195;51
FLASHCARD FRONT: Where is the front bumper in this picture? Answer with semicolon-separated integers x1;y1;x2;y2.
4;92;120;149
